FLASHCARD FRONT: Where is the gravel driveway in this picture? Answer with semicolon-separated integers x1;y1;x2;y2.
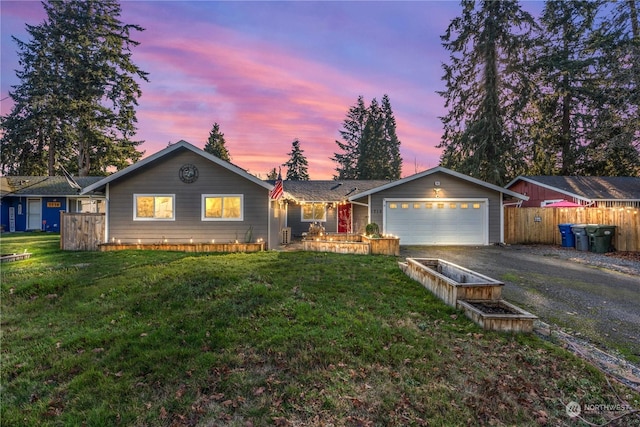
400;244;640;360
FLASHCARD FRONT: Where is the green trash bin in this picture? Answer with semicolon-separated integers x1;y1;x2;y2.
585;225;616;253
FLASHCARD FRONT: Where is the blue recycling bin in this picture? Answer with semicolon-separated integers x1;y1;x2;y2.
558;223;575;248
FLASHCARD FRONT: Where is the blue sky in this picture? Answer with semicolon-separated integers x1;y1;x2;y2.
1;1;543;178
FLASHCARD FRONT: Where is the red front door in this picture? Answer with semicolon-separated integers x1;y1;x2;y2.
337;203;352;233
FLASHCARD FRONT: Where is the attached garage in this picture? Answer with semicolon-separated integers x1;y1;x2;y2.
348;167;528;246
384;198;488;245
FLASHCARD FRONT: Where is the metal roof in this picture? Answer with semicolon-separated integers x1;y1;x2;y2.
506;176;640;201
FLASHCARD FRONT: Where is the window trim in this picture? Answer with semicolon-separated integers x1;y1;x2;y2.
134;194;175;221
301;203;327;222
201;194;244;221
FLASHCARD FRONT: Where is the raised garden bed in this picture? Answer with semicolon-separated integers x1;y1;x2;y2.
402;258;503;307
1;252;32;263
302;234;399;256
401;258;536;333
457;299;537;333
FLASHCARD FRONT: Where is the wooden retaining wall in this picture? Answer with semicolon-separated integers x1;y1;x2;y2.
302;240;370;255
504;207;639;252
99;242;265;253
302;236;400;256
60;212;105;251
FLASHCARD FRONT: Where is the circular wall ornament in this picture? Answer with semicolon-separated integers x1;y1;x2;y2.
179;164;199;183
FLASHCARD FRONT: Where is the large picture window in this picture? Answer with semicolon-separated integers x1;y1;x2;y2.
202;195;243;221
134;195;174;220
301;203;326;222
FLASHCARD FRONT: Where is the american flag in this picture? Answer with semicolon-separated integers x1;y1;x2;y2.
270;169;283;200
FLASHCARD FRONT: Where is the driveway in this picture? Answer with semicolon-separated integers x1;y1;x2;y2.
400;245;640;360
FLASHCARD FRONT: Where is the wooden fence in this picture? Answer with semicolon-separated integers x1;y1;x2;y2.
60;212;105;251
504;207;640;252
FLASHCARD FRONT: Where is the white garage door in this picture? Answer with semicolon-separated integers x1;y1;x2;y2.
384;199;488;245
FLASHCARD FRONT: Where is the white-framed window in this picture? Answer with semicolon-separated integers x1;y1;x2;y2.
301;203;326;222
134;194;175;220
69;198;105;213
202;194;243;221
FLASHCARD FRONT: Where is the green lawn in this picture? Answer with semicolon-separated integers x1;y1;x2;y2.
2;233;639;426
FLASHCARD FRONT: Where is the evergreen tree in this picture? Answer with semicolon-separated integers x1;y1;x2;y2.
283;139;309;181
527;0;601;175
332;96;367;179
333;94;403;180
357;98;386;179
0;0;148;176
381;94;402;179
203;122;231;161
266;167;278;180
438;0;535;186
582;0;640;176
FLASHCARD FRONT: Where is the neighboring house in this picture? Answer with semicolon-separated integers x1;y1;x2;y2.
276;180;389;237
346;167;528;245
81;140;280;246
0;175;104;232
505;176;640;208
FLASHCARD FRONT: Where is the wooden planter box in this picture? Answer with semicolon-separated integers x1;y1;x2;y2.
404;258;503;307
361;235;400;256
98;242;265;253
302;235;400;256
402;258;536;333
457;300;537;333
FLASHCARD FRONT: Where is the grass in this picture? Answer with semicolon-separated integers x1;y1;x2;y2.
2;233;639;426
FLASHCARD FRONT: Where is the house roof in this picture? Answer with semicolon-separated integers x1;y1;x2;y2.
81;140;274;195
347;166;529;201
506;176;640;202
274;180;390;203
0;175;103;198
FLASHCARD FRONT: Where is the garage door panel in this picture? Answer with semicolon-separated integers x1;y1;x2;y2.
385;200;486;245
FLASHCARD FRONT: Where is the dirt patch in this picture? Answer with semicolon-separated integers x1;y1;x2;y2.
466;300;520;315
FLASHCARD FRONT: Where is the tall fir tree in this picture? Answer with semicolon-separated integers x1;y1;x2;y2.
581;0;640;176
0;0;148;176
357;98;385;180
203;122;231;161
527;0;601;176
283;139;310;181
438;0;535;186
332;96;367;179
381;94;402;180
333;94;402;180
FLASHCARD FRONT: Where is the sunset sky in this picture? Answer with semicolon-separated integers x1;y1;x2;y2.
1;1;542;179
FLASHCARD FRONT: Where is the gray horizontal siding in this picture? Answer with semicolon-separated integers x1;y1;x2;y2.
107;149;270;244
368;172;503;244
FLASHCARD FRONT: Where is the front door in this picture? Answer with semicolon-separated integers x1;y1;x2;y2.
27;198;42;230
337;203;352;233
